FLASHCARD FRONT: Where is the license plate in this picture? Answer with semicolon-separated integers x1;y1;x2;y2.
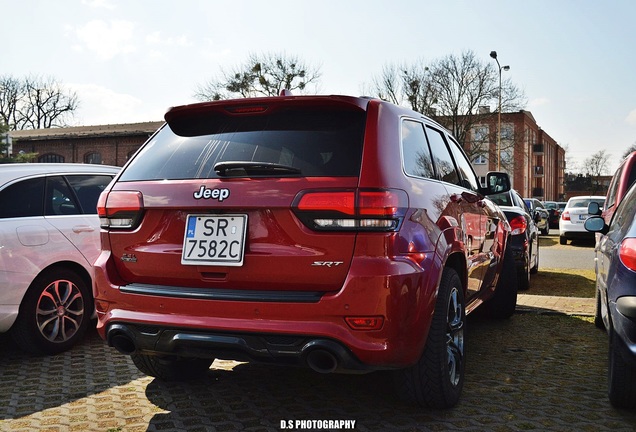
181;214;247;266
578;214;589;221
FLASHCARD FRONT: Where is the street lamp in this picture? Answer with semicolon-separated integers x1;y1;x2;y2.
489;51;510;171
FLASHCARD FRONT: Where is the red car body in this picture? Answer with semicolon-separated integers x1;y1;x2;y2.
601;151;636;225
94;94;515;408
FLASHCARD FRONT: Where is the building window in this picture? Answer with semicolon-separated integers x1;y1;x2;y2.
84;152;102;164
471;126;489;165
38;153;65;163
473;154;487;165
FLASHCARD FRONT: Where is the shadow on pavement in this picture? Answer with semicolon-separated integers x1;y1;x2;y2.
141;314;636;431
0;329;145;421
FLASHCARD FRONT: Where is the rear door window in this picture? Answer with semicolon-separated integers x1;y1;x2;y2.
424;126;460;185
120;109;366;181
447;137;480;191
45;176;79;216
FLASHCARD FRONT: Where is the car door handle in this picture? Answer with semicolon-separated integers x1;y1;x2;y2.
72;225;95;233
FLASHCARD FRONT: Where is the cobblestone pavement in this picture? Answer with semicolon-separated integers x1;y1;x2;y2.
2;298;636;432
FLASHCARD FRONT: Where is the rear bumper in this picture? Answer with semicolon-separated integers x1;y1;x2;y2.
611;297;636;366
106;322;371;373
559;230;595;240
94;252;441;370
506;235;527;269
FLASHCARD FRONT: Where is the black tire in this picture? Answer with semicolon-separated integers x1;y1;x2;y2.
10;268;93;355
594;288;605;330
559;236;567;245
480;245;518;319
541;226;549;236
394;267;465;408
608;331;636;408
131;353;213;381
530;241;539;275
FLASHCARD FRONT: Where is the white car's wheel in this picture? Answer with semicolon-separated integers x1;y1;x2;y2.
11;268;92;355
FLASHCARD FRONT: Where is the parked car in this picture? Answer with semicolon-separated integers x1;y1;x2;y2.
489;189;539;291
585;183;636;408
94;93;517;408
0;163;119;354
543;200;561;229
523;198;549;235
559;196;606;245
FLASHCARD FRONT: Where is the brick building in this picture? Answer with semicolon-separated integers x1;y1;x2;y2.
8;121;164;166
446;110;566;201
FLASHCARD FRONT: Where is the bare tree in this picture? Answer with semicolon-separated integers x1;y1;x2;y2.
18;76;79;129
368;61;436;115
622;142;636;159
367;50;526;171
428;51;525;162
0;75;23;129
584;150;611;194
0;75;78;130
195;52;321;100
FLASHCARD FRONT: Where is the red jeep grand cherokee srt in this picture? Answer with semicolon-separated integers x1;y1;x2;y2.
94;93;516;408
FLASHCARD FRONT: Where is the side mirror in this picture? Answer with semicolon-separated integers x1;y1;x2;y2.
588;202;602;216
584;216;608;234
483;172;511;195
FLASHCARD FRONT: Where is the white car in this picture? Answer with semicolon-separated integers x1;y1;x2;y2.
559;196;606;245
0;163;120;354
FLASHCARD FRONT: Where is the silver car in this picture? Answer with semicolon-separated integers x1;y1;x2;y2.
0;163;119;354
559;195;605;245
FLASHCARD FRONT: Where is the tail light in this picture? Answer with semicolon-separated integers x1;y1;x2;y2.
509;215;527;235
561;210;570;221
619;238;636;271
292;188;408;231
97;190;144;229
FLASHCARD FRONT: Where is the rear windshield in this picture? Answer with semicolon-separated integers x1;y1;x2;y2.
568;198;605;208
119;109;366;181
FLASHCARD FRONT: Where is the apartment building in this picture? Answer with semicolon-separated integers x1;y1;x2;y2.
440;110;566;201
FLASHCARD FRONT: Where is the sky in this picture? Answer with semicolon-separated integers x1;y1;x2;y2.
3;0;636;173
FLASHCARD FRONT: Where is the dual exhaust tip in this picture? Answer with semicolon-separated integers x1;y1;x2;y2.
107;326;341;374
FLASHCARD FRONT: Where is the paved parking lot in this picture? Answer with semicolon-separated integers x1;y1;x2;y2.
2;308;636;431
2;236;636;431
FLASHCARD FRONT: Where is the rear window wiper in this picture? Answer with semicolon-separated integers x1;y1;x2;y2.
214;161;302;177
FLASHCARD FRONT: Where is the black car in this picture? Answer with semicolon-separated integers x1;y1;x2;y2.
524;198;550;235
490;189;539;290
543;201;561;229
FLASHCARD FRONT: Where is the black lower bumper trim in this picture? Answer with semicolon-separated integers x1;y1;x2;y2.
120;283;326;303
106;323;376;373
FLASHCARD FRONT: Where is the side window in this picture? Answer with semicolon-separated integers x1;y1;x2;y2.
605;167;622;210
0;178;45;218
402;120;434;179
66;175;114;214
448;137;480;191
46;176;79;216
514;192;530;212
425;126;460;185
